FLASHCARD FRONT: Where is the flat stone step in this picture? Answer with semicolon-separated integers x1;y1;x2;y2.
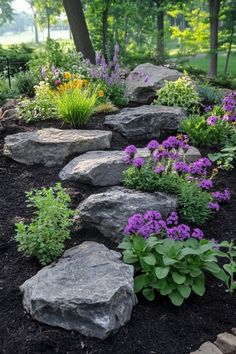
59;146;200;186
104;105;186;140
78;186;177;238
215;333;236;354
3;128;112;166
20;241;136;339
190;341;223;354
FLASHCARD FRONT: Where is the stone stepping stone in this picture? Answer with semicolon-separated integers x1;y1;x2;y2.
78;186;177;238
190;341;223;354
59;146;200;186
104;105;186;140
125;63;182;103
3;128;112;167
20;241;136;339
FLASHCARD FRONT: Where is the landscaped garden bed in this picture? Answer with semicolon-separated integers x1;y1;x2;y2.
0;44;235;354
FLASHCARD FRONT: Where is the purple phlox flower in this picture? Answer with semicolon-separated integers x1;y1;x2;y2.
212;189;231;202
144;210;162;221
198;178;213;190
188;158;211;176
174;161;189;173
208;201;220;211
124;213;144;235
204;105;212;112
162;136;181;150
223;91;236;112
55;79;61;86
153;147;168;161
167;224;191;241
207;115;219;126
144;74;149;83
166;212;179;225
95;51;101;65
41;65;46;79
124;144;137;157
154;165;165;174
133;157;145;169
147;139;159;151
168;151;180;160
191;228;204;240
124;156;132;165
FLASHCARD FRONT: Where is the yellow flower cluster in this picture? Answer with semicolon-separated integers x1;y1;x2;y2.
57;79;88;94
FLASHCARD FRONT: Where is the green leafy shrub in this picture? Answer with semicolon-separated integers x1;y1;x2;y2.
196;83;225;105
15;70;38;97
119;211;231;306
17;81;57;123
55;87;97;126
0;43;34;75
154;75;200;113
15;183;75;265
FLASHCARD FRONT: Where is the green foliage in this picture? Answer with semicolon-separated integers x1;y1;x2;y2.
55;87;97;127
208;130;236;170
0;44;34;75
180;115;233;147
0;0;13;25
15;183;75;265
197;83;225;105
14;71;38;97
94;102;119;114
119;235;229;306
154;75;200;114
220;240;236;293
105;82;128;107
123;165;212;225
18;81;56;123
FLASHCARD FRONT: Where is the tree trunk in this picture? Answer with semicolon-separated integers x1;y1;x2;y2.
34;16;39;43
208;0;221;78
63;0;95;64
156;1;165;64
224;26;234;77
102;0;109;62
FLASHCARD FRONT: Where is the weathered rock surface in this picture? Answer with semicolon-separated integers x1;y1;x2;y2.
125;63;182;103
20;241;136;339
59;146;200;186
215;333;236;354
78;187;177;237
191;341;223;354
104;105;186;140
4;128;112;166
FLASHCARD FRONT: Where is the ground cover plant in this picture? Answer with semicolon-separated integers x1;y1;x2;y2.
119;211;236;306
123;135;230;224
154;75;200;114
15;183;75;265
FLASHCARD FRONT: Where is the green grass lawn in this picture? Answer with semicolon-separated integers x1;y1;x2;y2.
183;53;236;76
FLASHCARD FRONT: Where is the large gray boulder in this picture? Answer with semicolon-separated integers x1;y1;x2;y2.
20;241;136;339
3;128;112;166
78;187;177;238
126;63;183;103
59;146;200;186
104;105;186;140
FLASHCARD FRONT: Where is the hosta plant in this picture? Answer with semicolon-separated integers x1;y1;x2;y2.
123;135;230;224
119;211;232;306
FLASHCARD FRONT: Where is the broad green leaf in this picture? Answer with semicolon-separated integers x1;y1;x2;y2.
155;266;170;279
181;247;201;256
177;284;191;299
134;274;149;293
189;268;202;277
172;272;186;285
204;262;222;274
143;254;156;266
123;250;138;264
169;290;185;306
133;235;146;252
118;240;133;250
192;274;205;296
142;288;155;301
163;256;178;266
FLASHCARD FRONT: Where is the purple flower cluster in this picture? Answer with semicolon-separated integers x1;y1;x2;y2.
212;189;231;202
87;43;122;85
124;210;204;241
223;91;236;121
207;115;219;126
198;178;213;190
188;158;212;176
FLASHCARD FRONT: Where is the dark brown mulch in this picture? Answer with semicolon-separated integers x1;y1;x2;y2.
0;117;236;354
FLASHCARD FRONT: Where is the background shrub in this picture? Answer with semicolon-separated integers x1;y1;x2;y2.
15;71;38;97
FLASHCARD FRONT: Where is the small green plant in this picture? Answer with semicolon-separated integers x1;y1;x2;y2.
17;81;57;123
55;87;97;126
15;183;75;265
15;71;38;97
220;240;236;293
94;102;119;114
119;211;230;306
154;75;200;114
197;83;225;105
209;146;236;171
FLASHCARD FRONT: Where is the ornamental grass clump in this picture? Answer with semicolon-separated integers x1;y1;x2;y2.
55;87;98;127
123;134;230;224
119;210;235;306
15;183;75;265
